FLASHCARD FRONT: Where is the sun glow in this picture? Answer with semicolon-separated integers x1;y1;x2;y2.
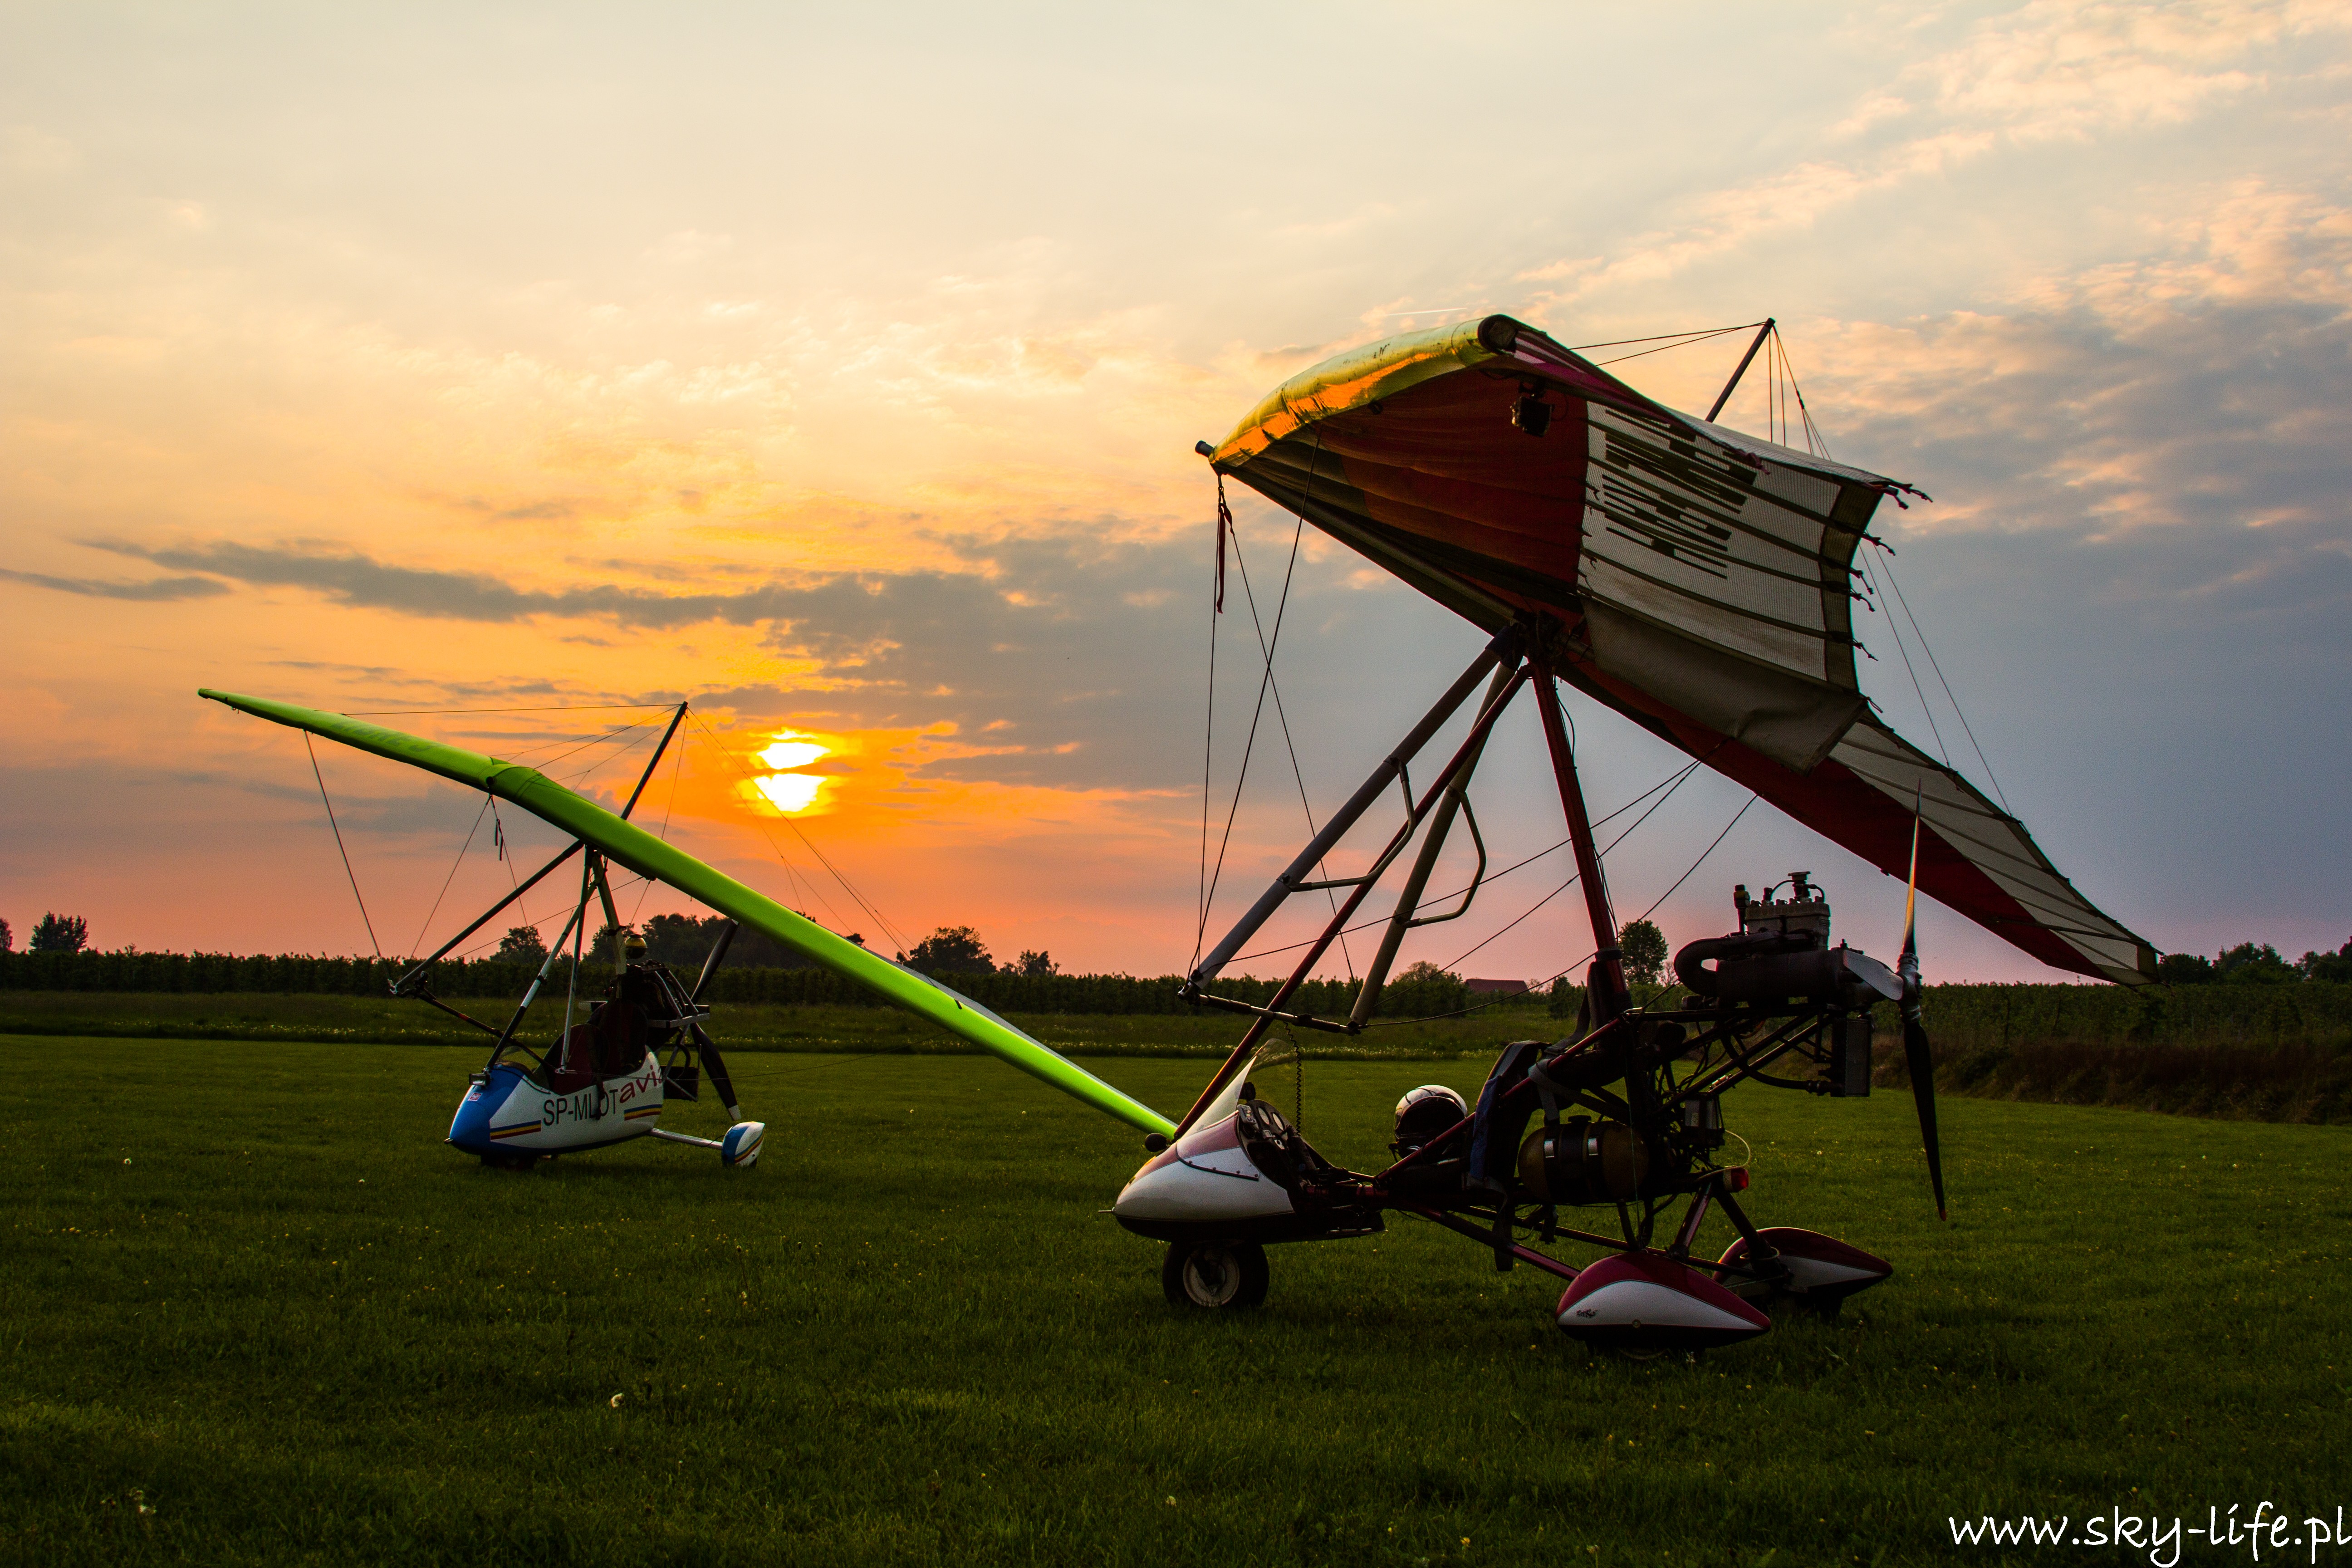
759;738;828;770
751;731;831;814
755;772;826;813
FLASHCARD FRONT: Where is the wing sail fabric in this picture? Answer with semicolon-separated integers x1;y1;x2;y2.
199;689;1178;1135
1209;314;2154;985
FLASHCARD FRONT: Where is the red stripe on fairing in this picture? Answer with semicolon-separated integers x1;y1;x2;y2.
1556;659;2104;979
1558;1252;1771;1330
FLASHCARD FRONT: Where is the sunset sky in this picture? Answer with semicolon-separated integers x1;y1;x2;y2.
5;1;2348;986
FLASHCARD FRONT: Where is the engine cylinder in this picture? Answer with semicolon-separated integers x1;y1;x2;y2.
1517;1117;1648;1205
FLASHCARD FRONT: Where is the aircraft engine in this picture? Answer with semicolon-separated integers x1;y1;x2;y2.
1516;1116;1648;1205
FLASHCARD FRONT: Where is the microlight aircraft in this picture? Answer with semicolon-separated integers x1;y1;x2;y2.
204;313;2152;1353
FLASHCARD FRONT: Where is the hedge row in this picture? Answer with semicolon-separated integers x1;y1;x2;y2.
0;949;1485;1020
17;951;2338;1044
1916;981;2352;1050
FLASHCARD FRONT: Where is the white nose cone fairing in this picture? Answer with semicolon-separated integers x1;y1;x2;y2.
1113;1110;1295;1231
1114;1097;1385;1247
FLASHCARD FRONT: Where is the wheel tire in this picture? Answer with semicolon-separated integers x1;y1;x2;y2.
479;1150;539;1171
1161;1240;1269;1310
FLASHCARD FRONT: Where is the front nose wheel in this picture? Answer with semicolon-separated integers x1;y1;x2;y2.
1162;1240;1269;1309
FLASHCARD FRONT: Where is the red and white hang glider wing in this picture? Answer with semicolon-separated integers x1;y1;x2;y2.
1207;314;2155;986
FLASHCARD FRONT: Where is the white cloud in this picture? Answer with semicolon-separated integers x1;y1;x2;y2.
1527;0;2351;305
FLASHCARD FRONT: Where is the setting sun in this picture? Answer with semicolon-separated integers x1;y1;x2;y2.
753;772;826;814
759;738;828;771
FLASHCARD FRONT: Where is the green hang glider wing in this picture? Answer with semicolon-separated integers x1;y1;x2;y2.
200;689;1175;1137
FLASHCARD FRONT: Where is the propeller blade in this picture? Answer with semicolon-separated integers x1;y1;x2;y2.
691;1021;744;1122
1900;789;1922;975
1897;789;1943;1217
690;920;738;1006
1903;1014;1946;1221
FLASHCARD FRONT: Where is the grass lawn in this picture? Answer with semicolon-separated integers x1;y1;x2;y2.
3;1035;2346;1566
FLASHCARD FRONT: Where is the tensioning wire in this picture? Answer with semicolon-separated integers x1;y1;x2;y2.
1367;786;1756;1029
1193;447;1317;970
304;732;383;961
686;710;910;955
1225;515;1355;980
407;792;493;959
1223;749;1705;969
344;702;679;716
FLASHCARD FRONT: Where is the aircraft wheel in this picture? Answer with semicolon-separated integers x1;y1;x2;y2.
479;1150;539;1171
1161;1240;1268;1310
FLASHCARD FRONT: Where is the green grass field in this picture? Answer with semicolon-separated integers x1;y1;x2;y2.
4;1036;2347;1566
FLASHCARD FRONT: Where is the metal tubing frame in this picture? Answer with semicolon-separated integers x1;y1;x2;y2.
1188;627;1521;987
1530;655;1630;1022
1403;1205;1581;1283
1171;661;1534;1137
393;701;685;996
483;880;592;1069
1348;662;1515;1027
1706;318;1777;423
392;841;582;996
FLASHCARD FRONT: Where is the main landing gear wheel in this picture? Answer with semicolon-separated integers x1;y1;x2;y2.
1161;1240;1269;1310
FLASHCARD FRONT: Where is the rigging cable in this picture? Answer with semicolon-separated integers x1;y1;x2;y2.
1856;551;1953;768
1869;541;2012;813
1192;482;1225;969
1222;749;1707;968
628;729;690;925
1225;519;1357;979
1191;492;1310;967
1370;785;1758;1028
1434;754;1704;974
345;701;677;716
1581;323;1761;369
408;792;493;960
687;711;912;955
491;800;528;932
304;732;383;961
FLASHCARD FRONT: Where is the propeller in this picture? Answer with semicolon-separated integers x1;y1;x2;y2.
687;922;745;1122
1898;799;1948;1220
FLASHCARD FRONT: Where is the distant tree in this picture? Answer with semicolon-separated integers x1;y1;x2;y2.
1014;949;1057;977
0;916;10;954
1546;975;1585;1020
1620;919;1669;987
2215;941;2296;985
495;926;548;966
907;926;994;975
2156;952;2212;985
28;913;89;954
2301;940;2352;985
1382;960;1470;1020
642;912;720;967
